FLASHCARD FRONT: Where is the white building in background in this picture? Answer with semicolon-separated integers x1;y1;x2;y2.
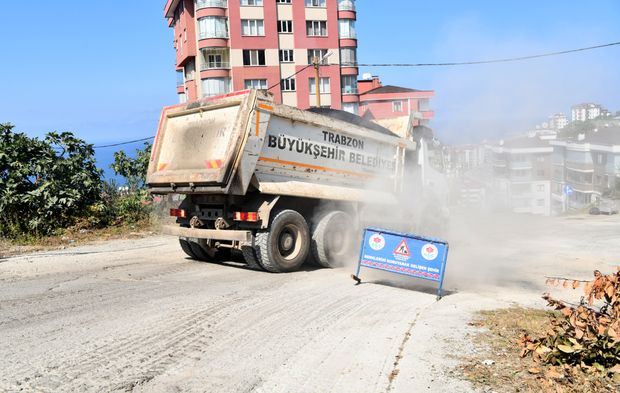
490;134;554;216
571;103;608;122
549;113;569;130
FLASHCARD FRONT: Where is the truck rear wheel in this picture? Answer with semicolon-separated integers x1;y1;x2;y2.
180;238;229;263
241;243;265;271
254;210;310;273
179;238;199;259
311;211;356;268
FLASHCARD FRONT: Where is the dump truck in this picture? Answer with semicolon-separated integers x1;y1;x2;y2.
147;90;417;272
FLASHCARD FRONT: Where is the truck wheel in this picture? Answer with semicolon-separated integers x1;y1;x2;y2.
311;211;356;268
241;244;265;271
179;238;199;259
254;210;310;273
189;241;231;263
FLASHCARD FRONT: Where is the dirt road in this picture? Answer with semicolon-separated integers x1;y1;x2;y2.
1;213;618;392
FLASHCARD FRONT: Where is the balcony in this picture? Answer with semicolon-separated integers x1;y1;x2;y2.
195;0;227;9
201;60;230;70
337;0;355;11
341;86;358;95
510;161;533;170
565;161;594;172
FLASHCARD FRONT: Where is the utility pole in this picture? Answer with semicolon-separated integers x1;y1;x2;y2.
312;56;321;108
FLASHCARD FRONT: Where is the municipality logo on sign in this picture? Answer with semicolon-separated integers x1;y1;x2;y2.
369;234;385;251
421;243;438;261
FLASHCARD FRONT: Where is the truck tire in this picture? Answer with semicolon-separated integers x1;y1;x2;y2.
179;238;199;259
311;211;356;268
254;210;310;273
190;241;231;263
241;244;265;271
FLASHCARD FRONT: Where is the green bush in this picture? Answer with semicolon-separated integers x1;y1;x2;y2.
0;123;102;238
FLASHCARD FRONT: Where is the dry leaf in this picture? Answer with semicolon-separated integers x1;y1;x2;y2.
528;367;542;374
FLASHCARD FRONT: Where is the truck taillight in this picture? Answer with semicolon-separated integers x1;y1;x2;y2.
170;209;187;218
234;212;259;222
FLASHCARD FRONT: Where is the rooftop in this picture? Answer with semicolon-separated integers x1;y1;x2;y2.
360;85;433;95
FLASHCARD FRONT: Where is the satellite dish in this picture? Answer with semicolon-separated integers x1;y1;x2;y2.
362;73;373;80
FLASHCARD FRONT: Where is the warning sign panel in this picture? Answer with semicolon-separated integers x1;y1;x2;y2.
393;239;411;259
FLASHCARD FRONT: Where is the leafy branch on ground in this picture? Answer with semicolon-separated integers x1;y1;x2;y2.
519;268;620;382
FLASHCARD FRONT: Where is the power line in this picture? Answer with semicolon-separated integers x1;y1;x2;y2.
93;137;154;149
355;40;620;67
268;63;314;91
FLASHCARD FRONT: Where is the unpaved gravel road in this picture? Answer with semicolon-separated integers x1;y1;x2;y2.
1;213;619;392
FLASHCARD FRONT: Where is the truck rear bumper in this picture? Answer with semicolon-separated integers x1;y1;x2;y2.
162;225;252;242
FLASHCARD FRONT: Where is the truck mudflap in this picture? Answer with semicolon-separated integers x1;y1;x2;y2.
161;225;252;242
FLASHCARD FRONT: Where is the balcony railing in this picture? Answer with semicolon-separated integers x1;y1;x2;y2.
565;161;594;172
338;0;355;11
341;87;358;94
510;161;533;170
195;0;227;9
201;61;230;70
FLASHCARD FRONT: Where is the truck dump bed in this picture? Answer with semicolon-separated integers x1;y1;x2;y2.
147;90;416;203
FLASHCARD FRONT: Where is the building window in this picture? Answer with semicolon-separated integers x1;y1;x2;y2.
392;101;403;112
184;59;196;81
536;199;545;207
244;79;268;90
179;92;187;104
277;20;293;33
196;0;228;9
279;49;294;62
241;19;265;36
536;184;545;192
202;77;230;97
176;70;184;87
309;77;330;94
537;169;545;177
242;49;266;66
306;21;327;36
340;48;357;66
341;75;358;94
307;49;328;64
277;0;292;3
338;19;356;39
305;0;326;7
342;102;359;115
280;78;296;91
198;16;229;39
241;0;262;5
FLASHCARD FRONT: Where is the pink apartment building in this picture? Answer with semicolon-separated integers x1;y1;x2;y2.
165;0;360;113
358;76;435;129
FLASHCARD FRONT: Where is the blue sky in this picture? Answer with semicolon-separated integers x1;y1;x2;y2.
0;0;619;154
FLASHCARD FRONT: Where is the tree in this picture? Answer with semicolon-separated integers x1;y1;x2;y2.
111;142;152;192
0;123;102;238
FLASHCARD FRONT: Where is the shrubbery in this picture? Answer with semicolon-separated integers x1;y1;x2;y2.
0;123;154;240
0;123;102;238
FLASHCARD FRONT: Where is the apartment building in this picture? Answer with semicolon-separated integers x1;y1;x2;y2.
490;135;554;216
571;103;610;122
165;0;360;112
357;76;434;130
549;113;568;130
550;126;620;213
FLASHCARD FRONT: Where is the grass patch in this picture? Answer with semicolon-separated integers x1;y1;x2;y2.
460;307;619;393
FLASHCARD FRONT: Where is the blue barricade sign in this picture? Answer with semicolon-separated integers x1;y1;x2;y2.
352;227;450;299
